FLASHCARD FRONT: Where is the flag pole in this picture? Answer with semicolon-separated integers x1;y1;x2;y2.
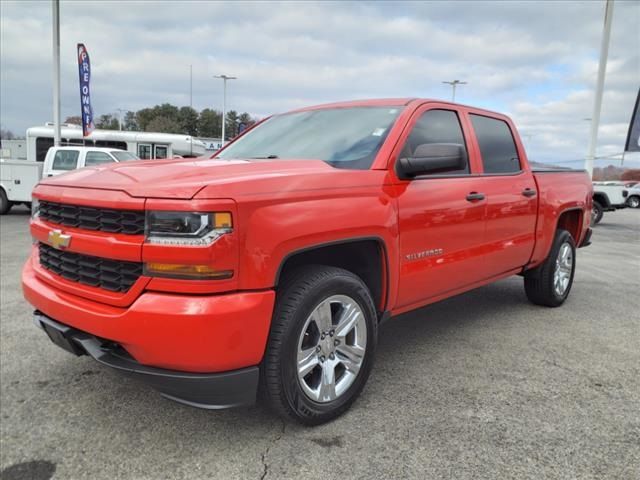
52;0;61;146
586;0;615;178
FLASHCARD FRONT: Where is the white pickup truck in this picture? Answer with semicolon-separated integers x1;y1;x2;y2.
1;146;138;214
591;182;629;224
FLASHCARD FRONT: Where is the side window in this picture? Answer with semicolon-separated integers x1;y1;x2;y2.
470;114;521;174
84;151;115;166
95;140;128;150
401;109;469;175
36;137;54;162
51;150;79;170
138;144;151;159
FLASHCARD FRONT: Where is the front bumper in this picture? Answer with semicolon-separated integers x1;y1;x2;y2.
22;258;276;373
34;312;259;408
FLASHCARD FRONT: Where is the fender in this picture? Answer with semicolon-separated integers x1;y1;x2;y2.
528;206;586;269
273;235;392;312
592;191;612;209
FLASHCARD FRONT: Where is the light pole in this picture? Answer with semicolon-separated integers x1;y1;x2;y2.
52;0;61;146
116;108;126;131
586;0;615;178
214;74;237;144
442;80;467;102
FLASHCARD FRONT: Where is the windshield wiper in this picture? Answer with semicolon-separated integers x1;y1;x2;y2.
249;155;279;159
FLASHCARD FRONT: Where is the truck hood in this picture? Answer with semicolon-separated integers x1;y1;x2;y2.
39;158;384;199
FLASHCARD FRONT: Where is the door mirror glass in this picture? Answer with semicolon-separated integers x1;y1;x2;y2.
398;143;467;178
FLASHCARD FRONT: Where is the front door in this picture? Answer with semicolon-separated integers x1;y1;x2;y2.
394;107;488;310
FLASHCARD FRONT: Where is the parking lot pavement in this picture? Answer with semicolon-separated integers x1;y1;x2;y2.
1;206;638;480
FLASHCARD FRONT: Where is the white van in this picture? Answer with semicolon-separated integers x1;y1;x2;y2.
42;146;139;177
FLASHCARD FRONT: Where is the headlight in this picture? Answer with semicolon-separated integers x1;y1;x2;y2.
31;197;40;218
145;211;232;246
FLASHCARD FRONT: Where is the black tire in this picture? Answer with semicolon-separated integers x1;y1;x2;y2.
591;201;603;225
524;229;576;307
262;265;378;425
627;195;640;209
0;189;12;215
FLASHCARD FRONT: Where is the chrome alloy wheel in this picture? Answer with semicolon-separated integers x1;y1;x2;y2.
296;295;367;403
554;242;573;296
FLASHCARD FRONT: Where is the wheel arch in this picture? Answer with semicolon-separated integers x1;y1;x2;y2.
593;192;611;208
275;237;390;315
556;207;584;244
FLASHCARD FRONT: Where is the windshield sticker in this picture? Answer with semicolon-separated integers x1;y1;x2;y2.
372;128;386;136
389;109;398;114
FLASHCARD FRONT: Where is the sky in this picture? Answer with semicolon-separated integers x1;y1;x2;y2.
1;0;639;167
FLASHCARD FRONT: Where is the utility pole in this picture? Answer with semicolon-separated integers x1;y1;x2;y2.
52;0;61;146
214;74;237;145
442;80;467;102
116;108;126;131
586;0;615;178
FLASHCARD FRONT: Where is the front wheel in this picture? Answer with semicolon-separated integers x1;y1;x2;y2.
524;229;576;307
262;265;377;425
627;196;640;209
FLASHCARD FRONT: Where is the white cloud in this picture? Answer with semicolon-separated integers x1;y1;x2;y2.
1;0;638;166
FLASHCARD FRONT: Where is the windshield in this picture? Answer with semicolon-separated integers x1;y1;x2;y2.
216;106;403;169
110;151;139;161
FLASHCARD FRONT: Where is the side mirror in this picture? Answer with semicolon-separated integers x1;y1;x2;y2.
397;143;467;178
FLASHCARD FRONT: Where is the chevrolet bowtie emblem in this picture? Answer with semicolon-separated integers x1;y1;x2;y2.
48;229;71;250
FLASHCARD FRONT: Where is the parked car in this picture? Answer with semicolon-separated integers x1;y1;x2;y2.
592;182;629;224
23;98;593;425
625;183;640;208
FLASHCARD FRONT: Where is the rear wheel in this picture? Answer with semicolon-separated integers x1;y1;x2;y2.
262;265;377;425
0;190;12;215
591;201;603;225
627;196;640;209
524;229;576;307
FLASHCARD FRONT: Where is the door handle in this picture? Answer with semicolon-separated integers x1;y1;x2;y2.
522;188;537;197
466;192;485;202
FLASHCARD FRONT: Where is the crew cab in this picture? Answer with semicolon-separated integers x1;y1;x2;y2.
22;99;593;425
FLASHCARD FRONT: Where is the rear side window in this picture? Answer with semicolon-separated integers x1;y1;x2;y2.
401;109;469;175
85;151;115;166
470;114;520;174
51;150;79;170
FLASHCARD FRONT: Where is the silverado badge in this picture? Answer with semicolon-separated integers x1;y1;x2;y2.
48;229;71;250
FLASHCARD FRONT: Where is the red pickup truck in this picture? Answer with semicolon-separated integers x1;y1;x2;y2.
23;99;593;425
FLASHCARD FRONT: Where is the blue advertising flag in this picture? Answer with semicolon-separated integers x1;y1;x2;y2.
625;88;640;153
77;44;95;137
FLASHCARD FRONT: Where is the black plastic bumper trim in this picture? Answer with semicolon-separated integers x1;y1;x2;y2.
34;311;259;409
579;228;592;248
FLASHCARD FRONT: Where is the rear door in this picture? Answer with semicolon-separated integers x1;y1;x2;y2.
467;113;537;277
394;105;488;310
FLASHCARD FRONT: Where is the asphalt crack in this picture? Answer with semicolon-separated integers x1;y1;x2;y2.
260;419;286;480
